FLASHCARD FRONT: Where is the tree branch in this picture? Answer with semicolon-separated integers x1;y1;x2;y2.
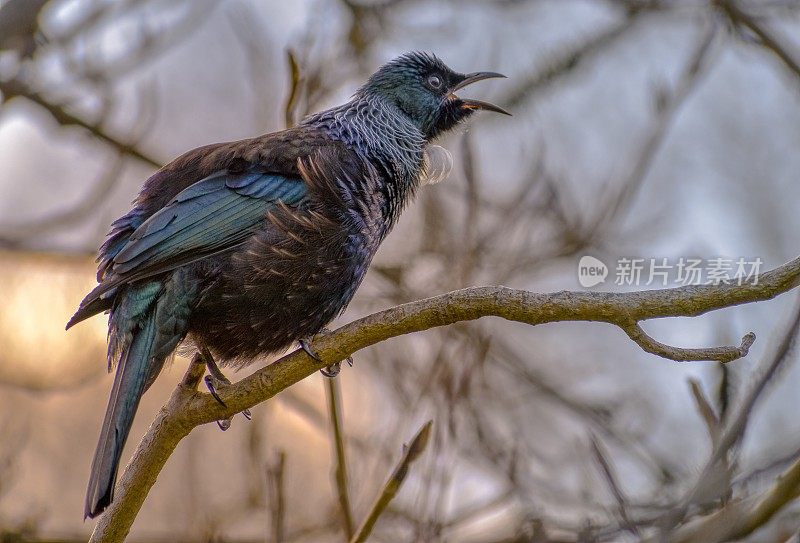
622;322;754;362
326;377;355;539
0;79;162;168
716;0;800;80
648;453;800;543
89;254;800;542
349;421;432;543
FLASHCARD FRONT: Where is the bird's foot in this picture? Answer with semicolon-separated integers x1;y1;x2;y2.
299;336;353;379
201;348;252;431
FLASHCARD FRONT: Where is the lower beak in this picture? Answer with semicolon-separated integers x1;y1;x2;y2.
451;71;510;116
460;98;511;116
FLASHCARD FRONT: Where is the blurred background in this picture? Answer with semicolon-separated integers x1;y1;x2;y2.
2;0;800;541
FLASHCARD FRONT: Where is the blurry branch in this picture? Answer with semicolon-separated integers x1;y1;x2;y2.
735;442;800;490
0;1;220;176
442;489;515;533
590;23;717;237
88;254;800;542
278;389;378;459
61;0;220;84
278;389;328;428
225;4;277;130
0;153;125;248
0;417;27;502
0;78;161;168
716;0;800;79
649;452;800;542
458;133;480;284
0;0;48;57
490;337;671;481
590;434;640;538
349;421;432;543
0;78;160;248
659;297;800;537
265;451;286;543
284;50;302;129
502;9;645;108
326;378;355;539
469;153;552;272
337;0;413;59
688;378;721;444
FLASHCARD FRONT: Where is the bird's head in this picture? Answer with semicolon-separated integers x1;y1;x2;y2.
360;52;509;140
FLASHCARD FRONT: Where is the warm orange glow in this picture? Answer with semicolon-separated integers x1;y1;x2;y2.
0;250;107;390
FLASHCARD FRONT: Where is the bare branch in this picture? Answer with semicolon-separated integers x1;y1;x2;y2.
349;421;433;543
88;254;800;542
622;322;755;362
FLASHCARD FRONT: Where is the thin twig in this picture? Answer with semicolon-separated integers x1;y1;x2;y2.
688;378;721;444
622;322;755;362
349;421;433;543
590;434;640;538
326;377;355;539
284;49;302;129
266;451;287;543
701;298;800;483
458;133;480;285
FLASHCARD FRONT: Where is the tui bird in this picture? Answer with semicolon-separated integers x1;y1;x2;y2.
67;51;508;519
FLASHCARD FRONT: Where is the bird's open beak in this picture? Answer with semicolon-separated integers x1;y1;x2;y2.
451;71;511;116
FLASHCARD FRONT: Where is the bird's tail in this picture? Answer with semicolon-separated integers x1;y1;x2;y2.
84;307;158;519
83;272;193;519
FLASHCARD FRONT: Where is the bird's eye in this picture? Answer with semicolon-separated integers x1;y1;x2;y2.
427;74;443;89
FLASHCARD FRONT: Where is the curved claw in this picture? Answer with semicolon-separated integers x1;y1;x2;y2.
299;337;354;378
205;375;227;408
299;338;324;363
320;361;341;378
204;366;250;428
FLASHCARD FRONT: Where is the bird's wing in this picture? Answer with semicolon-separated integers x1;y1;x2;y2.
68;168;306;328
107;169;307;282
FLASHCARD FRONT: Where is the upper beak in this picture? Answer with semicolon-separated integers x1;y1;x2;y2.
451;71;511;116
452;71;506;92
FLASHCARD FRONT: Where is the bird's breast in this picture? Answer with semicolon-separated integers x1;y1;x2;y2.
188;206;378;364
